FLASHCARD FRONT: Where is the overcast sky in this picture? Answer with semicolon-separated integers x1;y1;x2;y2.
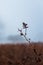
0;0;43;41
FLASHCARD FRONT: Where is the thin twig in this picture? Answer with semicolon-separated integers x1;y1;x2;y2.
23;34;30;43
18;22;30;43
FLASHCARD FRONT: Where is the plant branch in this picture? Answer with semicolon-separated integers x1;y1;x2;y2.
23;34;30;43
18;22;31;43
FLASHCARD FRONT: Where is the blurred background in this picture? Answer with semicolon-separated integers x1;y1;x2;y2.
0;0;43;43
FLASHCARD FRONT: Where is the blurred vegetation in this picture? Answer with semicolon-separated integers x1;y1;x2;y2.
0;42;43;65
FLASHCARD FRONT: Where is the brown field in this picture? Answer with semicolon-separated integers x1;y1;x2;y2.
0;42;43;65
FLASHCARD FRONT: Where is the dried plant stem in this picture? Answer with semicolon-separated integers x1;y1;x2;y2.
18;22;30;43
23;33;30;43
18;29;30;43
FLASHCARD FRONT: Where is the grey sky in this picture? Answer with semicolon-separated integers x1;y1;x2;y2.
0;0;43;41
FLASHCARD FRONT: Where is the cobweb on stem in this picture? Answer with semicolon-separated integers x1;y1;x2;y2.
18;22;31;43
